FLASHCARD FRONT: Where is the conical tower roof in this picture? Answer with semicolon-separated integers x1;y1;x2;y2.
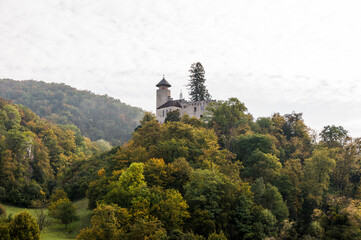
156;76;171;87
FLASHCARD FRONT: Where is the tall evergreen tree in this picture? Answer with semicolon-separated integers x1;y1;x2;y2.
187;62;211;101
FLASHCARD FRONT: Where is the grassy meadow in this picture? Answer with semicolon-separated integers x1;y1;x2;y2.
2;198;92;240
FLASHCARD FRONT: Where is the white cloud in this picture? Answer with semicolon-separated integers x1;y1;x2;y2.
1;0;361;136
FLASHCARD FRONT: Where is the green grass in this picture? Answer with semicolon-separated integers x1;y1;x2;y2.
2;198;92;240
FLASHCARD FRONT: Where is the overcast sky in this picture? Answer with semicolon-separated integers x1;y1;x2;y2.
1;0;361;136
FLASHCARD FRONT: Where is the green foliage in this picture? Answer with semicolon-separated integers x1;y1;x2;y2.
168;229;206;240
165;110;181;123
49;189;68;204
0;79;144;145
185;170;228;218
77;204;129;240
181;114;204;128
4;88;355;240
0;223;10;240
8;211;40;240
303;149;336;204
77;203;167;240
262;184;289;221
320;125;349;148
207;231;227;240
252;178;266;204
132;121;227;164
0;98;101;206
277;158;303;219
93;139;112;153
187;62;211;101
243;150;282;183
105;163;147;208
233;194;253;239
231;133;277;161
203;98;249;148
252;180;289;221
252;208;277;239
3;198;91;240
314;197;361;240
140;112;157;126
184;169;250;237
48;198;79;228
126;218;167;240
151;188;190;230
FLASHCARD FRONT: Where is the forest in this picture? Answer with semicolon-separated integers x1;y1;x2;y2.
1;94;361;239
0;79;144;145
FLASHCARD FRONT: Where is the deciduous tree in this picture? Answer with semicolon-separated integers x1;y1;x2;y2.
48;198;79;228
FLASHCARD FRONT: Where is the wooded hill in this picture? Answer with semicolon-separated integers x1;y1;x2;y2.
73;99;361;239
2;94;361;239
0;79;144;145
0;98;109;207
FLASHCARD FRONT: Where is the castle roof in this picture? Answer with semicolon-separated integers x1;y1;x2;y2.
157;100;182;109
156;77;171;87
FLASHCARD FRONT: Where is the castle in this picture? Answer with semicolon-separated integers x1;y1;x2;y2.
156;76;214;123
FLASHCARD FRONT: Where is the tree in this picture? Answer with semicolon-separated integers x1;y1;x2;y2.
126;218;167;240
231;134;277;162
184;169;244;236
262;184;289;221
165;110;181;123
94;139;112;153
140;112;157;126
77;204;130;240
244;150;282;183
48;198;79;228
0;224;10;240
252;180;289;221
208;231;227;240
203;98;249;148
105;163;147;208
151;188;190;230
49;189;68;203
320;125;349;148
303;149;336;204
8;211;40;240
252;208;277;239
187;62;211;101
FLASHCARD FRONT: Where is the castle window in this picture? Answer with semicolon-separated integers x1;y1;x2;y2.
163;110;164;117
194;107;197;112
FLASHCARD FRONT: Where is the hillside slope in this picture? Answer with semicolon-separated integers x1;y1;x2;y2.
0;79;144;145
0;98;103;206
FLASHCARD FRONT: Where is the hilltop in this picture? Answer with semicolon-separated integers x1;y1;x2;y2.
0;79;144;145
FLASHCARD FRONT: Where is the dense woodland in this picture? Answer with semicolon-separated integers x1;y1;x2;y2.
0;79;144;145
0;98;110;207
1;90;361;238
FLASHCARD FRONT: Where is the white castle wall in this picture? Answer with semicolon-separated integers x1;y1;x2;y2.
156;100;213;123
156;80;214;123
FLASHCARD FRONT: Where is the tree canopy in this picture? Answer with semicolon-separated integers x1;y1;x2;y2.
0;79;144;145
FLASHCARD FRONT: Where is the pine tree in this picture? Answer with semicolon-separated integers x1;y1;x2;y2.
187;62;211;101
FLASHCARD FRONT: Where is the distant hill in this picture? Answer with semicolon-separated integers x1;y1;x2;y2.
0;79;144;145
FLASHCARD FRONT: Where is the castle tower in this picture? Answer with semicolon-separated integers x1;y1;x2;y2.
156;76;172;109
